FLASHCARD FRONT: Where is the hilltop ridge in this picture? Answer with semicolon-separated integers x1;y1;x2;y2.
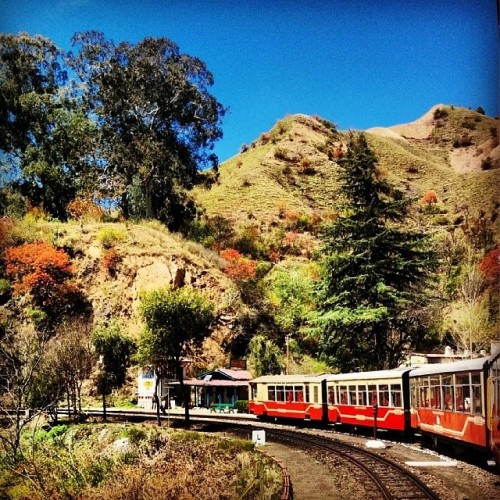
194;105;499;233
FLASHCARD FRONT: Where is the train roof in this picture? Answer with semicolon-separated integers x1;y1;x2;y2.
250;374;326;384
409;357;489;377
324;366;413;382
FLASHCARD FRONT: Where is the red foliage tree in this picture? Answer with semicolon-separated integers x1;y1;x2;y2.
479;247;500;283
220;248;257;281
4;241;78;313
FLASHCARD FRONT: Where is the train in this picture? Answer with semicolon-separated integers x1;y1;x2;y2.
249;347;500;466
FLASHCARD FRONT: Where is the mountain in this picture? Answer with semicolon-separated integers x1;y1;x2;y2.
194;105;499;234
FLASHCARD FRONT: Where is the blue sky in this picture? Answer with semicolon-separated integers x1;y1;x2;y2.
1;0;498;163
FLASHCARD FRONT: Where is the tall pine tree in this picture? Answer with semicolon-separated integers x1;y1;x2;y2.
314;132;436;371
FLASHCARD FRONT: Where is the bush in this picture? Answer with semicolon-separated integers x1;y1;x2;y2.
481;157;493;171
0;278;11;302
433;108;448;120
234;400;248;413
97;227;126;248
5;241;79;315
101;248;121;275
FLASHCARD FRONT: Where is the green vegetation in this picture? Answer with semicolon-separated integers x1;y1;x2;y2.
137;287;215;424
313;133;437;371
1;423;281;499
0;31;225;230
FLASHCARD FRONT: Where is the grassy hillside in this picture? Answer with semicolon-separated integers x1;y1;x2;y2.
194;106;499;235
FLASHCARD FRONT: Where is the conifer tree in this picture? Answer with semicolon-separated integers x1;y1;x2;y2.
314;133;436;371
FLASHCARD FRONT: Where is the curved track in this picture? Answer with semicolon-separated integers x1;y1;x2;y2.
265;428;439;500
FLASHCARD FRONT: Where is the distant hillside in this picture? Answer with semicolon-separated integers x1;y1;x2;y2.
194;105;499;235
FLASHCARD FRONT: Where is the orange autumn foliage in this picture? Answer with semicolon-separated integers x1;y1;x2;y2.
220;248;257;281
420;190;438;205
5;241;77;312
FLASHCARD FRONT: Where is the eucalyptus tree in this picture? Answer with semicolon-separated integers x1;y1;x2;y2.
68;31;226;229
0;33;98;218
314;132;436;371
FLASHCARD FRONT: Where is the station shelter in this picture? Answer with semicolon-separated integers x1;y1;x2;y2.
184;368;251;408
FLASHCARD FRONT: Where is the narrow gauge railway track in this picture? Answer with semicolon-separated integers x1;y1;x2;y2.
264;428;440;500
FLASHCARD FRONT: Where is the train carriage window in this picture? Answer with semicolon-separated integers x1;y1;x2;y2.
295;386;304;402
339;386;348;404
268;386;276;401
328;387;335;405
379;385;390;406
430;376;441;409
442;375;454;410
276;386;285;402
313;386;318;403
390;384;402;407
349;385;357;405
305;385;310;403
455;372;470;412
368;385;378;405
471;374;482;415
357;384;367;406
285;385;293;403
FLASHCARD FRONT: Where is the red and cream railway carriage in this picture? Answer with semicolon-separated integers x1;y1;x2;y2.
249;374;326;421
324;368;413;432
409;357;489;449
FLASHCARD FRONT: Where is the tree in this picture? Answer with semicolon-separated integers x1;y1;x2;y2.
50;319;94;419
313;133;436;371
0;33;98;219
4;241;79;317
137;287;214;424
0;324;55;462
68;31;226;229
247;335;282;377
91;322;135;421
266;263;318;353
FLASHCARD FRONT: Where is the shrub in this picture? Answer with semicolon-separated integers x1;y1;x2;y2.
420;191;438;205
234;400;248;413
67;197;104;222
4;241;78;315
433;108;448;120
475;106;485;115
102;248;121;275
0;278;11;301
481;157;493;171
220;249;257;281
97;227;126;248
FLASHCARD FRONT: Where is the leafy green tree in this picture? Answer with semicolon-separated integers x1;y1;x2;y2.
314;132;436;371
92;322;135;422
266;263;318;353
0;33;98;219
137;287;214;424
69;31;226;230
247;334;282;377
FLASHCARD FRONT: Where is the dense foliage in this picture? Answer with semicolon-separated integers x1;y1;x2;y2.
4;241;78;316
0;31;225;229
314;133;437;371
137;287;214;423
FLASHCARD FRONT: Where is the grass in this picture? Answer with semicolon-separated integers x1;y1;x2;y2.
0;423;282;499
196;108;498;234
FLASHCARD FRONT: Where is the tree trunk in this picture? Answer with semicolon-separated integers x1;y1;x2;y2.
102;392;107;422
177;361;190;426
154;373;161;426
